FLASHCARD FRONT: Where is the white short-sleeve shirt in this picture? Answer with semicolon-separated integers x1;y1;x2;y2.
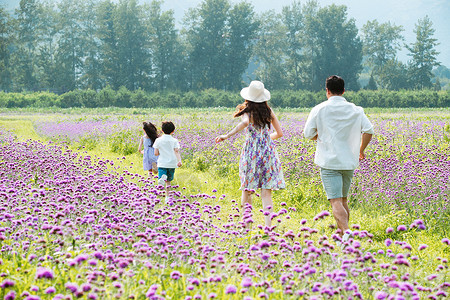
153;134;180;168
303;96;374;170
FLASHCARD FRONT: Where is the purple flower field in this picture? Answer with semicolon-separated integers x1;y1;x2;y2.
0;110;449;299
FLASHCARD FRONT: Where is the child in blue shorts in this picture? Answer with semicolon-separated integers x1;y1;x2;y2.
153;121;182;203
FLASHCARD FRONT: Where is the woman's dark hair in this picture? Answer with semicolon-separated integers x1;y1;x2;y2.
143;121;158;145
234;101;272;128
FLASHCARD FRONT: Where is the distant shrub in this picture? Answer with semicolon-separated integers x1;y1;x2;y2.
0;89;448;108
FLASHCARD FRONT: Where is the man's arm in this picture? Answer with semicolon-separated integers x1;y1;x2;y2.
359;133;372;160
303;109;318;140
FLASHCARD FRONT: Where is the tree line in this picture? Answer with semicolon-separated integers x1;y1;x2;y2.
0;0;442;94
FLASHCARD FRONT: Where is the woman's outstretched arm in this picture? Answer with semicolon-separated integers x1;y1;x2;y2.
215;114;250;143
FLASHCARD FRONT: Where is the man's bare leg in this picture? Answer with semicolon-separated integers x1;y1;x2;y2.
329;197;349;235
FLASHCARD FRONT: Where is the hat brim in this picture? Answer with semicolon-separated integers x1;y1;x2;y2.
240;87;271;103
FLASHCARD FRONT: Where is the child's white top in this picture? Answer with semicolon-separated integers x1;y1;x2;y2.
153;134;180;168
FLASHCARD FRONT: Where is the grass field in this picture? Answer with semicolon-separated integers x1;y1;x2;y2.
0;107;449;299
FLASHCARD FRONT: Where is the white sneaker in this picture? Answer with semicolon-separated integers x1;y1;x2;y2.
342;230;353;242
158;174;167;186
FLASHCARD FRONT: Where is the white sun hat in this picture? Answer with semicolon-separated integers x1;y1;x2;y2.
240;80;271;103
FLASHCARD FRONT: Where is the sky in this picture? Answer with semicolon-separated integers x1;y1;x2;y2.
3;0;450;66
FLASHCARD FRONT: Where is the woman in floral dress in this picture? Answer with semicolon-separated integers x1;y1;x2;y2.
215;81;285;228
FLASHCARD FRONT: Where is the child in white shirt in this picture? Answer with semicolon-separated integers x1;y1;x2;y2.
153;121;182;203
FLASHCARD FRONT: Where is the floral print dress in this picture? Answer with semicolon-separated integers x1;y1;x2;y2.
239;123;285;191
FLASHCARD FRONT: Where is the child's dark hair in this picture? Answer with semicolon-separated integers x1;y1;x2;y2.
161;121;175;134
143;121;158;144
234;101;272;128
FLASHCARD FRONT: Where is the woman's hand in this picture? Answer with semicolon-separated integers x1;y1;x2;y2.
215;135;228;143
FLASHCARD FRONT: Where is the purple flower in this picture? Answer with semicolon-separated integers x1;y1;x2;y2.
397;225;407;231
386;227;394;234
0;279;15;288
225;285;237;294
87;293;98;300
418;244;428;251
65;282;78;293
241;277;252;288
375;291;388;299
4;291;16;300
170;271;182;280
81;283;92;292
118;260;129;268
427;274;437;281
75;254;88;264
45;287;56;294
190;278;200;286
36;267;54;279
146;284;159;297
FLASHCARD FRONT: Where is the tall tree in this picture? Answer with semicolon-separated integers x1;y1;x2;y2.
377;59;410;90
0;7;13;91
281;1;303;89
55;0;84;92
299;0;320;91
96;0;121;90
253;10;289;89
79;0;102;91
147;0;183;91
13;0;41;91
361;20;404;89
406;16;440;89
222;2;259;91
35;0;58;91
299;3;362;91
184;0;230;90
114;0;149;91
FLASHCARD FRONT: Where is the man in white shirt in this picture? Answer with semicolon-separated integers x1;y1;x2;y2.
303;75;374;241
153;121;182;203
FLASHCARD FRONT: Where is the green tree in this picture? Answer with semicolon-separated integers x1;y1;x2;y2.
35;0;58;91
183;0;230;90
222;1;259;91
299;0;320;91
96;0;121;90
365;74;377;90
302;3;362;91
281;1;303;89
147;0;184;91
0;7;13;91
377;59;410;90
12;0;41;91
406;16;440;89
253;10;289;89
114;0;149;90
361;20;404;89
79;0;102;91
55;0;84;92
